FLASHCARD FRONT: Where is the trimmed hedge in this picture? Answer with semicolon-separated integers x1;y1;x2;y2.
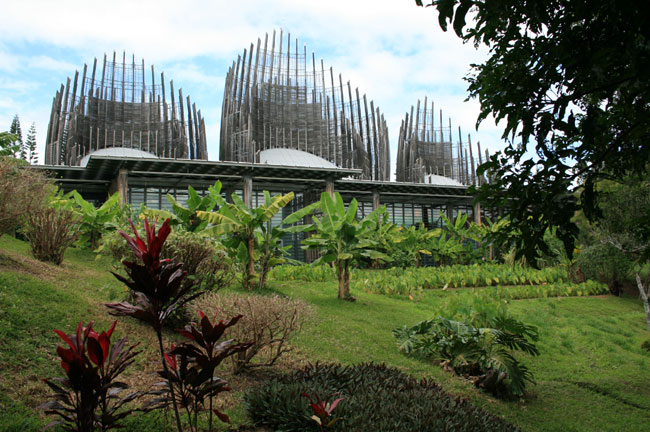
245;362;519;432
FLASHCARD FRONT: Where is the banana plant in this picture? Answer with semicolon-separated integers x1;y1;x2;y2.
197;190;309;290
358;206;403;268
142;181;224;232
398;223;442;267
53;190;122;250
299;192;391;300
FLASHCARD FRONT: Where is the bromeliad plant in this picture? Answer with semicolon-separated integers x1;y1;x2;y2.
149;311;252;432
40;321;141;431
105;217;203;432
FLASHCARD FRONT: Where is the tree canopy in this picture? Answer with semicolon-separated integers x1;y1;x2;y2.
417;0;650;264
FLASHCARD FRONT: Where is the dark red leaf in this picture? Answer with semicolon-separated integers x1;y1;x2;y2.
213;408;231;424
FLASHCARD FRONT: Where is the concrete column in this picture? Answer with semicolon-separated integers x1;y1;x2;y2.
446;202;454;221
372;191;380;211
325;178;335;198
109;169;129;206
243;175;253;208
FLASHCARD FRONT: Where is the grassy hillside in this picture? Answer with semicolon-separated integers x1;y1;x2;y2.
1;236;650;431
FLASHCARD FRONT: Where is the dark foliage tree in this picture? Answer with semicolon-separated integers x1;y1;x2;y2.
9;114;24;160
417;0;650;265
26;123;37;164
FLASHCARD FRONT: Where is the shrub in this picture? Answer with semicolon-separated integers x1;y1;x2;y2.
162;230;234;291
40;321;141;431
149;311;252;432
105;218;202;432
0;157;53;237
394;315;539;398
575;243;633;294
196;292;313;373
244;363;520;431
22;207;79;264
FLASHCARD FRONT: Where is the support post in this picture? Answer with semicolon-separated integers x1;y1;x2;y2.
243;175;253;208
325;178;335;198
109;169;129;206
372;191;380;211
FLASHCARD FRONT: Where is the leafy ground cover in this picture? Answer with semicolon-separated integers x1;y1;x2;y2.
2;236;650;431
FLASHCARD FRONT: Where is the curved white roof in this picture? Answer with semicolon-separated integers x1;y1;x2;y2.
259;148;338;169
424;173;465;187
80;147;159;167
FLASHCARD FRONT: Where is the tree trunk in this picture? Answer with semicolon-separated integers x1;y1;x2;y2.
344;260;350;298
246;234;255;290
636;271;650;333
337;260;345;299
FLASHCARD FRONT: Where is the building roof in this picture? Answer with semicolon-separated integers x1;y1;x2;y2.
259;148;338;169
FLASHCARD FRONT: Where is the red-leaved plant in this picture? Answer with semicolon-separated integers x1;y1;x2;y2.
302;392;343;431
105;218;203;431
40;321;141;431
147;311;252;432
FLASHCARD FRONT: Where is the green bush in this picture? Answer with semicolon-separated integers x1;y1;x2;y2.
270;264;336;282
352;264;569;296
162;230;234;292
245;363;519;431
394;316;539;397
574;243;633;294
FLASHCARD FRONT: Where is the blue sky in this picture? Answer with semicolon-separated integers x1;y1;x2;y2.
0;0;503;177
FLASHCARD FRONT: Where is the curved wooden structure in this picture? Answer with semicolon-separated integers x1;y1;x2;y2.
45;52;207;166
396;97;488;186
220;30;390;181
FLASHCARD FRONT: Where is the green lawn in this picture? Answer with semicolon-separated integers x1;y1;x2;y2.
1;236;650;431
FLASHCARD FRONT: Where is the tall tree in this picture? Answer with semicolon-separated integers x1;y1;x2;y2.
9;115;24;160
417;0;650;265
25;123;37;164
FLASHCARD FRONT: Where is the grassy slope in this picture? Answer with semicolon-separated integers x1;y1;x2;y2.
267;282;650;432
2;236;650;431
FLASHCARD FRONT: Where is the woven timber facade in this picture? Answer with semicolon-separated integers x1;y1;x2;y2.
220;30;390;181
396;97;488;186
45;52;207;166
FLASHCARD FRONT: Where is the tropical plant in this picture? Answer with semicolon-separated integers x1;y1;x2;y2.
396;223;441;267
197;190;314;290
40;321;141;431
300;192;391;300
144;182;223;232
55;191;122;250
105;218;202;431
303;392;343;431
394;315;539;397
245;363;520;431
358;206;403;267
149;311;252;432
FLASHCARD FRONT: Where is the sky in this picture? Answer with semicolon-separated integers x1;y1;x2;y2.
0;0;504;178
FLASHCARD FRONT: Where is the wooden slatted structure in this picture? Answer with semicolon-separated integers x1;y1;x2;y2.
45;52;208;166
396;97;488;186
220;30;390;181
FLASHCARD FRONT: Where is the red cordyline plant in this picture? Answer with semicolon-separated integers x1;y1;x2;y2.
40;321;141;431
302;392;343;431
105;218;203;432
147;310;252;432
